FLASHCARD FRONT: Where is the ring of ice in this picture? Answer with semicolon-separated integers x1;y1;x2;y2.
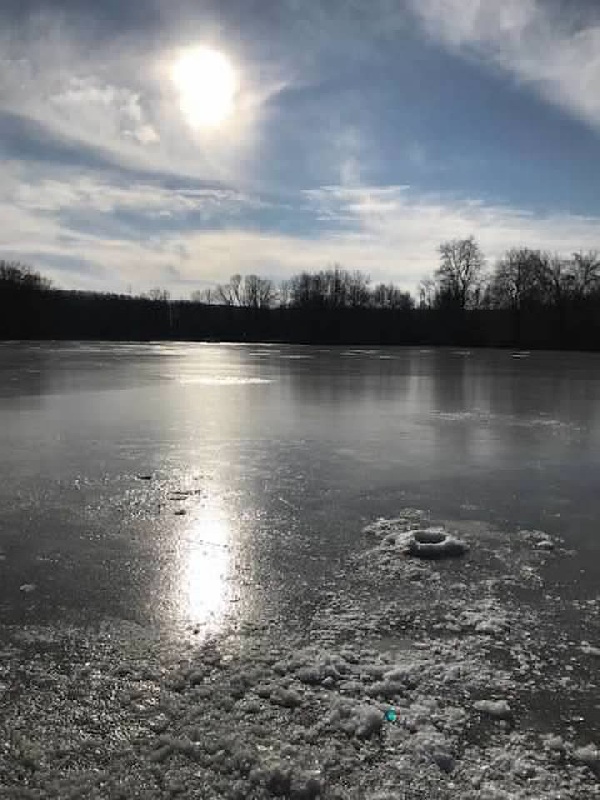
405;528;468;560
364;519;469;560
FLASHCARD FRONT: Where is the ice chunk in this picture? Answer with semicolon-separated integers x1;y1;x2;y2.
295;666;322;685
474;699;513;720
264;765;292;796
535;539;555;551
430;745;456;773
269;687;303;708
543;735;566;752
573;745;600;775
356;706;384;739
406;528;468;559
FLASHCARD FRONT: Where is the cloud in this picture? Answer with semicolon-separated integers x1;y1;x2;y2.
5;167;252;219
2;165;599;296
0;10;290;187
151;191;600;295
0;1;403;197
0;0;161;39
47;77;160;146
0;163;267;291
1;1;598;298
0;29;171;177
410;0;600;133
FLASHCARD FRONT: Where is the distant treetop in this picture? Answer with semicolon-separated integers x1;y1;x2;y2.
0;260;52;292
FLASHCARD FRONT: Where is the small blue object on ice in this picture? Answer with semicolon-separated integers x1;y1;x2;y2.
384;708;397;723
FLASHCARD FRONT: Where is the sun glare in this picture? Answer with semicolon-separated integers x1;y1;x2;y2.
171;47;238;128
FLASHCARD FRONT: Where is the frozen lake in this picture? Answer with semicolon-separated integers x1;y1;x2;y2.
1;342;599;797
1;341;599;630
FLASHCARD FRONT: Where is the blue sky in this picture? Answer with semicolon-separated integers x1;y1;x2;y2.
1;0;599;296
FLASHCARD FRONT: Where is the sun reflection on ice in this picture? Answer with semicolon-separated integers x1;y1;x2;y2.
179;504;232;630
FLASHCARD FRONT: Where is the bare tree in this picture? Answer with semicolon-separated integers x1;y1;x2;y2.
145;288;171;302
541;254;571;308
243;274;277;309
436;236;484;308
215;274;243;306
287;266;371;309
279;279;292;307
191;288;214;304
569;251;600;299
372;282;413;310
490;248;547;310
347;269;371;308
287;272;315;308
213;274;276;308
418;277;437;309
0;260;52;291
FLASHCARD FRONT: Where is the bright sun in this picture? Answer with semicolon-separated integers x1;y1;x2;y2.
171;47;238;128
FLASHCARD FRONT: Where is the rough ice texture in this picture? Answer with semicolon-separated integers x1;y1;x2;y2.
474;700;513;720
364;519;468;560
0;510;597;798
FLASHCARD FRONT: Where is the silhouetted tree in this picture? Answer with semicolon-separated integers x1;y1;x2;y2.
5;250;600;349
288;266;371;309
0;260;52;292
418;277;437;309
243;274;277;309
278;279;292;307
347;269;371;308
215;274;243;305
547;254;582;309
372;282;413;310
191;288;214;304
213;274;276;308
490;248;548;310
436;236;485;308
144;288;171;302
569;251;600;299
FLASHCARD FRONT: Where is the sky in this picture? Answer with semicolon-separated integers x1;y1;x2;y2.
1;0;600;297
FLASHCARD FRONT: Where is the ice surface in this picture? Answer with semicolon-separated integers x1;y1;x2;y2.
0;510;597;798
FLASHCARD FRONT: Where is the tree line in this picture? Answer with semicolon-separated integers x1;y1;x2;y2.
1;242;600;348
143;242;600;315
417;237;600;312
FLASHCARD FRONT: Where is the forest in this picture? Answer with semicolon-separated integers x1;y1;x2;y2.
1;238;600;349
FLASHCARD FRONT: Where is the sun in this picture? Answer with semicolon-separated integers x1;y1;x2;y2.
171;47;238;128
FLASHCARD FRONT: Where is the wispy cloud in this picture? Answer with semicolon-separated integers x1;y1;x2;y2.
410;0;600;133
1;1;599;299
2;168;599;296
301;184;600;278
4;164;256;219
153;190;600;293
0;163;266;291
0;20;158;166
0;11;289;185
